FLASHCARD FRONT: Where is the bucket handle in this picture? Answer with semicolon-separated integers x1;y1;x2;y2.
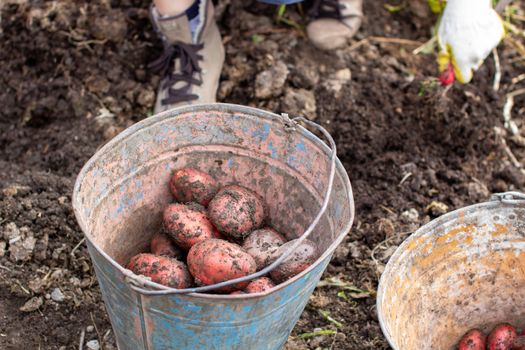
491;191;525;204
125;114;337;295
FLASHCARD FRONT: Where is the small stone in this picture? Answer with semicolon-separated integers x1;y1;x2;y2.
425;201;449;216
58;196;68;205
86;340;100;350
255;61;289;99
348;242;362;259
3;222;20;241
400;209;419;224
8;226;36;262
334;68;351;81
51;288;65;302
137;89;155;107
281;88;316;119
86;325;94;333
20;296;43;312
322;68;352;95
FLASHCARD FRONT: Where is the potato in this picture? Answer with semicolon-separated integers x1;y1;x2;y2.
457;329;486;350
187;239;256;293
163;203;218;250
244;277;275;293
488;323;517;350
126;253;193;289
242;228;286;270
208;185;266;240
170;168;218;206
150;232;183;259
269;239;318;283
512;336;525;350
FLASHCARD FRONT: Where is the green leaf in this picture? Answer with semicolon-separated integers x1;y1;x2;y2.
318;310;343;328
317;277;372;299
251;34;264;44
428;0;446;14
296;329;337;339
384;3;406;13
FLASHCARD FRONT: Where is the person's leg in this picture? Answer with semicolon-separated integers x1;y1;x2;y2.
306;0;363;50
153;0;195;16
149;0;225;113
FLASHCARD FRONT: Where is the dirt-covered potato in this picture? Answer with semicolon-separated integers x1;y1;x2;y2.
269;239;318;283
488;323;516;350
244;277;275;293
457;329;486;350
150;232;183;259
126;253;193;289
208;185;266;240
169;168;218;206
187;239;256;293
163;202;218;250
242;228;286;270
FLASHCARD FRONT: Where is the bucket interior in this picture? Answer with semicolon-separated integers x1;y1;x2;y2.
378;202;525;350
73;105;353;282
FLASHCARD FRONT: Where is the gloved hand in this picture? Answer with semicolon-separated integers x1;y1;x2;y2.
436;0;505;84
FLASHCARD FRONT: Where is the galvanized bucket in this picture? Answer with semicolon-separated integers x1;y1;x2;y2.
377;192;525;350
72;103;354;350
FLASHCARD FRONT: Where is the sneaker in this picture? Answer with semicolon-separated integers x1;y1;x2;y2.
149;0;225;113
306;0;363;50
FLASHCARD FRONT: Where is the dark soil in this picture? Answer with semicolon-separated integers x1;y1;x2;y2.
1;0;525;349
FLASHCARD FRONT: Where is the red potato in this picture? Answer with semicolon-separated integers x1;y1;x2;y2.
244;277;275;293
269;239;318;283
512;336;525;350
150;232;183;259
170;168;218;206
488;323;517;350
208;185;266;240
457;329;486;350
163;203;218;250
187;239;256;293
126;253;193;289
242;228;286;271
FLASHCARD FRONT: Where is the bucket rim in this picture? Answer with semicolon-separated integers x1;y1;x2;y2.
73;103;355;298
376;196;518;349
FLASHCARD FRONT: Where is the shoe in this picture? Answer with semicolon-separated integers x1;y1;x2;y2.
306;0;363;50
149;0;225;113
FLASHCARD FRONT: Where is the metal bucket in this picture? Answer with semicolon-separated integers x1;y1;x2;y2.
72;103;354;350
377;192;525;350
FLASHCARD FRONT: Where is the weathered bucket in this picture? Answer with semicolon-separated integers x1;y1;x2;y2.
377;192;525;350
72;103;354;350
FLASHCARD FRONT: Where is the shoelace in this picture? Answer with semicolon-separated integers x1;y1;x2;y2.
148;41;204;105
307;0;344;19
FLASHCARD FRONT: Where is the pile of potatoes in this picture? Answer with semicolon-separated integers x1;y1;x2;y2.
457;323;525;350
125;168;319;294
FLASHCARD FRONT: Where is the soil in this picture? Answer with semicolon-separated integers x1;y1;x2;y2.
1;0;525;349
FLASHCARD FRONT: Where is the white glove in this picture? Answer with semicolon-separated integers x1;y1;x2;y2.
437;0;504;84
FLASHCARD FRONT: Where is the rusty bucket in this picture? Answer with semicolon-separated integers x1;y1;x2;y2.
377;192;525;350
72;103;354;350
